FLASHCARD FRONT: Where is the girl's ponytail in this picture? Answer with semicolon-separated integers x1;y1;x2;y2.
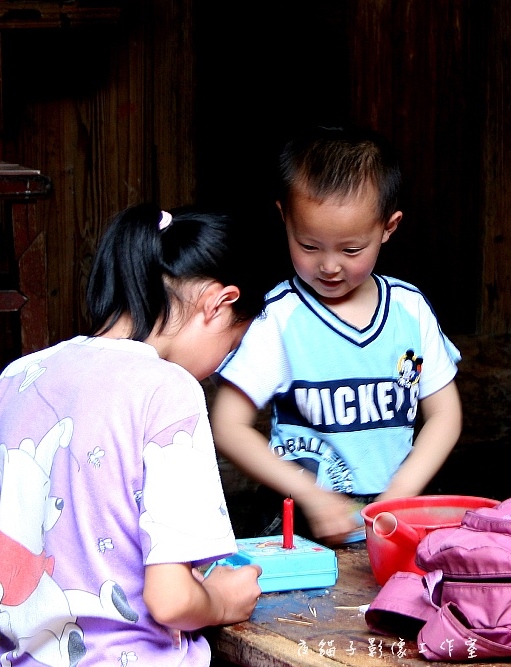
87;203;168;340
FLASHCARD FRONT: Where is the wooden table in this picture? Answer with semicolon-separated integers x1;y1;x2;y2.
209;542;509;667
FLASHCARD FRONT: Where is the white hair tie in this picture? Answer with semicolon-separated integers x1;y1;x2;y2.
159;210;173;230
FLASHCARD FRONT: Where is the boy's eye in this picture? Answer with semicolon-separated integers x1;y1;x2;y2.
343;248;361;255
300;243;318;251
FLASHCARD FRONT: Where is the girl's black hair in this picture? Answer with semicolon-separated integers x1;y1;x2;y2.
87;203;268;341
276;125;402;221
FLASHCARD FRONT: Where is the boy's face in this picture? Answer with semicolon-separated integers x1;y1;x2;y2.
278;185;401;306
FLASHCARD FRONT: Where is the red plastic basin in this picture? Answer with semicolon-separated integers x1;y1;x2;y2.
361;494;499;586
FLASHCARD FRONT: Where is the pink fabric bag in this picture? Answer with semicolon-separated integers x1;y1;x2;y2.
365;498;511;661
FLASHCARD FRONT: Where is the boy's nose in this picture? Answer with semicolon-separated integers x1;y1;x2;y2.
320;260;341;275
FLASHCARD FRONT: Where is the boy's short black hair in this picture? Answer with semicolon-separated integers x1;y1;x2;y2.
276;125;401;221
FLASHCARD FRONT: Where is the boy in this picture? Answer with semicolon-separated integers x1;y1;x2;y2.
211;126;462;545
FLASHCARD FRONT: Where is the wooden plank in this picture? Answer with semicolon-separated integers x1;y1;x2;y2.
0;161;38;172
152;0;195;209
18;230;48;353
60;6;122;28
11;200;40;258
213;624;341;667
0;2;61;29
480;0;511;333
0;290;27;311
0;2;121;29
0;165;51;200
342;0;485;334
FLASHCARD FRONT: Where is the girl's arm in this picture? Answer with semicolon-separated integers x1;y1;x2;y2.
143;561;262;631
378;379;462;500
211;381;360;543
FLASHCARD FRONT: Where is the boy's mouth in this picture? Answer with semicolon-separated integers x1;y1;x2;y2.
318;278;342;288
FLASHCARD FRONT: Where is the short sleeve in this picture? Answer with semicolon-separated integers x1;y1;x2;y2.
139;370;236;566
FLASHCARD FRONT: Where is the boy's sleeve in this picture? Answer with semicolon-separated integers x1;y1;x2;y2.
418;298;461;399
218;311;289;410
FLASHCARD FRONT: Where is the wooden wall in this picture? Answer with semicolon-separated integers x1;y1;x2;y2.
481;1;511;333
0;0;196;351
1;0;511;367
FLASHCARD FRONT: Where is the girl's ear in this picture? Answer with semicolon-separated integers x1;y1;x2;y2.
203;284;240;323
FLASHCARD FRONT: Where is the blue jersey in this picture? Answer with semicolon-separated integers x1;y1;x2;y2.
218;274;460;495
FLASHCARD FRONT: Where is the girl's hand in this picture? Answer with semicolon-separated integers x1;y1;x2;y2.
202;564;262;625
144;561;261;631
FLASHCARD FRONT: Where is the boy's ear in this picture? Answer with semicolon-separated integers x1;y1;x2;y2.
382;210;402;243
202;284;240;322
275;200;285;222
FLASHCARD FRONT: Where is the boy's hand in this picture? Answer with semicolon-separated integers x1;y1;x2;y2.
301;489;363;546
202;564;262;625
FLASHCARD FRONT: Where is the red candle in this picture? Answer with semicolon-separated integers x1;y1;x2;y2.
282;496;294;549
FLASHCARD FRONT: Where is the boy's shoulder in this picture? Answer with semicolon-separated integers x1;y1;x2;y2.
379;274;422;293
379;274;432;304
262;279;301;312
265;278;294;300
378;274;440;321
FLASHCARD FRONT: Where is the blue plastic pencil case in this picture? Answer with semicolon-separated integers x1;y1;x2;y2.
206;535;338;593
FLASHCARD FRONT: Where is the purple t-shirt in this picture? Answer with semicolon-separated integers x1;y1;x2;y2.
0;336;237;667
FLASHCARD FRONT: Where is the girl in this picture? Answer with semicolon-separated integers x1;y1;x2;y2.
0;203;266;667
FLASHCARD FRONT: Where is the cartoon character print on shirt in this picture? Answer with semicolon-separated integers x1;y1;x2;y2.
397;349;423;389
0;418;138;667
0;340;70;390
394;349;422;413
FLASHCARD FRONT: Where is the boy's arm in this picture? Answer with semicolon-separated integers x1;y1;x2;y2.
144;561;262;630
211;381;360;543
378;379;462;500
